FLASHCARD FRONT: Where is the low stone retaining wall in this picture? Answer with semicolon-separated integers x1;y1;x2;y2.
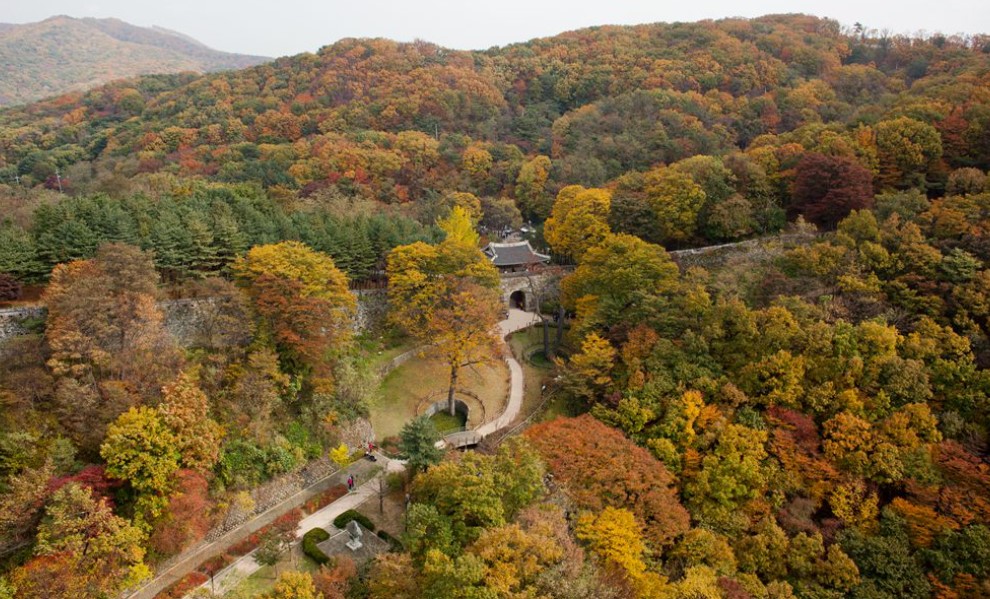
417;389;487;429
421;398;471;420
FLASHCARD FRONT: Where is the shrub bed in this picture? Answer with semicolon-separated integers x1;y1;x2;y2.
153;571;208;599
227;531;263;557
197;553;233;576
303;484;347;514
302;527;331;565
333;509;375;532
274;507;303;531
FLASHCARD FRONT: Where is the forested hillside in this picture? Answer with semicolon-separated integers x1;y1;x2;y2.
2;14;989;278
2;13;990;599
0;16;269;106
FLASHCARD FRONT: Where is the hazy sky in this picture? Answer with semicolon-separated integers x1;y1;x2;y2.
4;0;989;57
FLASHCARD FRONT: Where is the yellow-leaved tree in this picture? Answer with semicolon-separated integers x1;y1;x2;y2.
387;207;501;415
158;372;224;473
437;205;480;246
575;506;667;598
543;185;612;261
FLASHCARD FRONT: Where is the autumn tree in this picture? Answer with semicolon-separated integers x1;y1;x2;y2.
561;233;680;336
439;192;484;223
524;415;690;547
404;503;457;562
411;451;507;545
100;406;180;523
387;208;502;413
643;166;707;244
468;522;565;596
313;556;357;599
462;145;494;189
515;155;553;220
479;195;523;233
684;423;771;533
789;152;874;229
234;241;355;377
261;571;323;599
543;185;612;261
147;470;213;557
158;372;224;473
367;553;421;599
876;117;943;190
436;205;480;246
575;507;667;597
43;243;181;400
560;332;617;405
410;440;544;547
226;347;291;443
0;461;53;556
11;483;149;598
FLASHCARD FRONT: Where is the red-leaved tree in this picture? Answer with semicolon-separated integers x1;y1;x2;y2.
789;152;874;229
524;414;690;547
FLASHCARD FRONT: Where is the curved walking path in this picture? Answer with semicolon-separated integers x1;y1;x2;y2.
476;309;539;436
133;310;539;597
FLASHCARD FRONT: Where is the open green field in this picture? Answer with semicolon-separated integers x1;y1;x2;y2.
232;544;319;596
507;324;560;420
369;347;510;440
355;332;416;374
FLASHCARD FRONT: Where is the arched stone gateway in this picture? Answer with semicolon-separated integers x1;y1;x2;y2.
500;275;534;311
509;290;526;310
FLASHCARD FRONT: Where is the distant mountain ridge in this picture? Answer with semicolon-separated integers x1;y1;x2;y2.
0;15;270;105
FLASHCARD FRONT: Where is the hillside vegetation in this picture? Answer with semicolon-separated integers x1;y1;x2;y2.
0;16;269;106
2;14;990;599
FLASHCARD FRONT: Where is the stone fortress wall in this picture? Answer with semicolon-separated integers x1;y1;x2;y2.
0;274;556;352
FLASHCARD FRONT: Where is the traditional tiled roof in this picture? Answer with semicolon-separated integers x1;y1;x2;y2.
483;241;550;267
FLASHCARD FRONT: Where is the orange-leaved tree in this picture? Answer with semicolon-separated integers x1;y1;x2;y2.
234;241;355;380
387;207;501;415
524;414;690;548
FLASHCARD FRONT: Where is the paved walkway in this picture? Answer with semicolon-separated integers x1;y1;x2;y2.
198;458;400;597
476;309;538;437
129;459;379;599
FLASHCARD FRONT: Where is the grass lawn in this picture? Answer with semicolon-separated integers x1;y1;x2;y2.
370;347;510;440
507;324;558;420
232;544;318;596
430;411;466;433
356;332;416;374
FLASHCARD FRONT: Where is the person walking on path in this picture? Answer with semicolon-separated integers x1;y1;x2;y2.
347;474;354;491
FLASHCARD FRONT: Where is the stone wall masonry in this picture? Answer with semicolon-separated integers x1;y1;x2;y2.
0;306;46;353
0;291;388;351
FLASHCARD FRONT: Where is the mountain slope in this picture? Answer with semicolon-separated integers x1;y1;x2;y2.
0;14;987;204
0;15;269;105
